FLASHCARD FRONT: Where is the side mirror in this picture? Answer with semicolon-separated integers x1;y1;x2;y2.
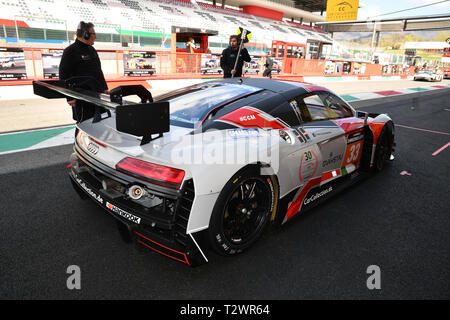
356;111;369;125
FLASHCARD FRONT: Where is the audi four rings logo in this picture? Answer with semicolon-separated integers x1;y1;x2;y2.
87;142;99;155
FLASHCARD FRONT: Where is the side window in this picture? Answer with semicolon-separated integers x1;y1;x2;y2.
294;92;353;123
323;93;354;118
303;94;328;120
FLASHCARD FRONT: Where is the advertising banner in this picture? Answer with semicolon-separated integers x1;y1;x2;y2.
200;53;222;74
325;60;335;74
272;58;282;74
42;49;63;79
244;55;262;75
0;48;26;80
326;0;359;22
124;51;156;76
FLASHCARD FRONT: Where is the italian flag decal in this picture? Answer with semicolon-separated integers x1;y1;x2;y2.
320;164;356;185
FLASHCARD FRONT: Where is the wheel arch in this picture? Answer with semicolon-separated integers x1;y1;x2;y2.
185;161;281;234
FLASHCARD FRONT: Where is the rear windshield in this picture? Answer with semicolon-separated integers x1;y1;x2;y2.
155;82;262;128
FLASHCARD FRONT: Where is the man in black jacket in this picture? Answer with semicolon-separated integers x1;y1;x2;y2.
59;21;108;121
220;35;251;78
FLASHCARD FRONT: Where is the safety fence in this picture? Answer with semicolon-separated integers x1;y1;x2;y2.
0;46;419;85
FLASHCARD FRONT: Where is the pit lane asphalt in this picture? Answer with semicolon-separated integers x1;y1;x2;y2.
1;89;449;299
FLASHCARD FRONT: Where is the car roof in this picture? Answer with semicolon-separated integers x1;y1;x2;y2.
211;78;331;100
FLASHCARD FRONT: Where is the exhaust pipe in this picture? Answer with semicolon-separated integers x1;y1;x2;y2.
128;185;147;200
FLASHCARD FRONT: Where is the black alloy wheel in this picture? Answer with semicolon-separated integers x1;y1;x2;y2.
208;169;278;256
222;178;271;246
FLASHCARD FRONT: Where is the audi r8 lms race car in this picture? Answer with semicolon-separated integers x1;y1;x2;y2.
33;78;395;267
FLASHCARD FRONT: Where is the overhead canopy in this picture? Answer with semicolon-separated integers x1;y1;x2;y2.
205;0;326;22
293;0;327;13
316;14;450;33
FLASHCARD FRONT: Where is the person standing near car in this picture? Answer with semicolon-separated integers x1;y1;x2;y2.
185;37;196;73
263;51;273;79
186;37;196;54
59;21;108;122
220;35;251;78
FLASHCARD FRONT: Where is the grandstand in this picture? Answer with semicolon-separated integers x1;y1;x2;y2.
0;0;333;56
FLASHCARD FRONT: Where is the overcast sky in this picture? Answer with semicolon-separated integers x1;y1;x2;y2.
357;0;450;20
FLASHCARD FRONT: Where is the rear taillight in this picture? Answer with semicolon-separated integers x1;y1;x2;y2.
116;157;185;189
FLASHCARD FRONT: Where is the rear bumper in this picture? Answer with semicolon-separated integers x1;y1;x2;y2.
69;150;207;266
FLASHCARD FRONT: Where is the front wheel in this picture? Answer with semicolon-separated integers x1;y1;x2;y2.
208;168;278;256
374;123;394;172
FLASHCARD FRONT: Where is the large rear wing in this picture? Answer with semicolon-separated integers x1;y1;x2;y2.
33;80;169;145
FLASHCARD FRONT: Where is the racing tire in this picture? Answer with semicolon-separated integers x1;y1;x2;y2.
208;167;278;256
373;123;394;172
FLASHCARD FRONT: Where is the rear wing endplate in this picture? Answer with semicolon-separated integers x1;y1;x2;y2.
33;80;169;145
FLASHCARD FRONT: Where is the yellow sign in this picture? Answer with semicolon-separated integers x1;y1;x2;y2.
237;27;252;43
326;0;359;22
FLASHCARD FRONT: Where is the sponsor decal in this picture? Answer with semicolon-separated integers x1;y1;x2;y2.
322;153;343;167
304;186;333;205
217;106;287;129
239;115;256;122
75;177;104;204
285;177;321;221
347;133;363;144
106;202;141;224
346;130;364;144
228;128;260;139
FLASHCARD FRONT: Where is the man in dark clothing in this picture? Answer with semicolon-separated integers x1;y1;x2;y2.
263;51;273;79
220;35;251;78
59;21;108;122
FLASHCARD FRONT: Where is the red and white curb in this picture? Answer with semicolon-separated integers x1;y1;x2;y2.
341;84;450;102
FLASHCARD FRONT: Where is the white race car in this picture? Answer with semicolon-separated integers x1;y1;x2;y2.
0;59;15;68
34;78;395;266
413;70;443;82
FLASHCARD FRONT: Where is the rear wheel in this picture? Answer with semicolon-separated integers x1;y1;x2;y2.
208;168;278;256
